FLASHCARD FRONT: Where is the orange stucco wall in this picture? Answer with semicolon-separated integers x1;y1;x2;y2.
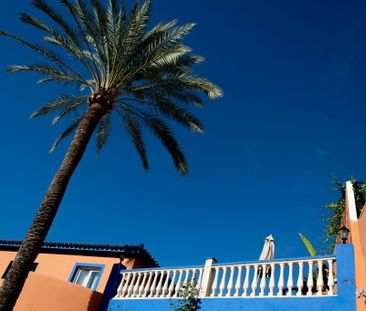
14;272;102;311
0;250;148;310
345;189;366;310
358;207;366;273
0;251;119;293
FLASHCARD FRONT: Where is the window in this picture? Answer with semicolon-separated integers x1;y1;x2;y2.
69;264;104;290
2;261;38;279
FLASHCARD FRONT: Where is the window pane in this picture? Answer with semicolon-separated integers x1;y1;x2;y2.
86;271;99;289
71;266;102;290
74;269;89;285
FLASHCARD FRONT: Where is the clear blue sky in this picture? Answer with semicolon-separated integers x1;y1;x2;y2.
0;0;366;267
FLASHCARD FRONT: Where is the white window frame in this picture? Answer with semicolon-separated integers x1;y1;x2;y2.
69;263;104;291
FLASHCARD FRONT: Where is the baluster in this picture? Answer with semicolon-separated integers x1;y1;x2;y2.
143;272;154;297
116;274;126;297
277;263;284;296
317;260;324;296
133;273;142;297
259;264;267;296
149;272;158;297
226;266;235;297
327;259;335;295
162;271;171;297
196;269;203;290
268;263;275;296
168;270;177;297
286;262;294;296
296;262;304;296
219;266;228;297
138;272;148;298
234;266;243;297
127;273;137;297
210;267;220;297
307;261;314;296
250;265;258;297
183;269;190;287
242;265;250;297
190;269;196;289
155;271;165;297
121;273;132;297
173;270;183;297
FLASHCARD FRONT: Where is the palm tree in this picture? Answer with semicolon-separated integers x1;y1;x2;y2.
0;0;222;309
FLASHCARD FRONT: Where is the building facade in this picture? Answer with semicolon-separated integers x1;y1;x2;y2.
0;240;157;311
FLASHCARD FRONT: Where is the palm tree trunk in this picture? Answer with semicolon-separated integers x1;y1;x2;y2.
0;105;103;311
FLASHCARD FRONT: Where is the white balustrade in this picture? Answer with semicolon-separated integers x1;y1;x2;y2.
114;256;337;300
242;265;250;297
210;267;219;297
268;263;275;296
234;266;242;297
218;266;227;297
307;261;314;296
296;262;304;296
277;263;284;297
250;265;259;297
316;260;324;296
327;259;334;295
226;266;235;297
259;264;266;296
286;262;294;296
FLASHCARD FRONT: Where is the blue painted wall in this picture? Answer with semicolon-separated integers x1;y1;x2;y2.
107;245;356;311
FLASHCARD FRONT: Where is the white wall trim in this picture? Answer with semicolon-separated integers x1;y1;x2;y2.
346;181;358;222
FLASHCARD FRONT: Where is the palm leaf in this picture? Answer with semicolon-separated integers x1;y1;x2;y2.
299;233;317;257
142;114;187;175
96;113;112;155
50;114;84;153
30;95;87;119
121;112;149;169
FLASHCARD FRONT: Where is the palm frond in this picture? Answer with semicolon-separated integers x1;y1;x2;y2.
129;74;223;100
30;95;87;118
74;0;106;65
32;0;80;45
8;64;85;86
26;2;98;81
61;0;102;85
50;114;84;153
121;0;151;63
180;75;223;100
119;111;149;169
117;23;195;85
96;113;112;155
141;113;187;175
150;97;204;133
115;0;127;46
51;104;83;125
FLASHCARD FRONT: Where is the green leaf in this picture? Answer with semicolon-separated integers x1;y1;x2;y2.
299;233;317;257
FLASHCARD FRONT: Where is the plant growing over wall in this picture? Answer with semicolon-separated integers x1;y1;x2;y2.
170;281;201;311
322;178;366;253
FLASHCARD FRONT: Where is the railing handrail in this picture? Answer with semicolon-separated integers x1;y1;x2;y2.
212;255;336;267
120;265;204;273
120;255;336;274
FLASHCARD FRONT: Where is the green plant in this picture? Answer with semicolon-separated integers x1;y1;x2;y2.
170;281;201;311
0;0;222;309
322;177;366;252
298;233;328;295
298;232;316;256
